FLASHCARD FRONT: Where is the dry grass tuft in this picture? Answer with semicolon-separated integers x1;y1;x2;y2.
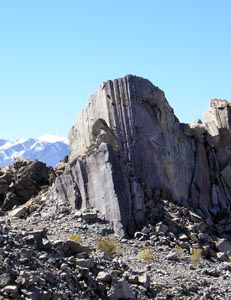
136;246;154;261
191;248;201;264
67;234;83;243
175;245;184;259
96;236;119;258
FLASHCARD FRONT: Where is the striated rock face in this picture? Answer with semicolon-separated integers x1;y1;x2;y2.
47;75;231;235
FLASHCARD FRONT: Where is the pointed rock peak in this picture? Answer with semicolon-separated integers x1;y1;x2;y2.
210;98;231;109
69;74;173;162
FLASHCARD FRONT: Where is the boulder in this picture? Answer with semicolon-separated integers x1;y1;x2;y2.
0;158;55;213
62;240;91;255
216;239;231;254
108;279;135;300
8;206;28;218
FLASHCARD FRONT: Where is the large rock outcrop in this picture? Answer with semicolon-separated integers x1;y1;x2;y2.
47;75;231;235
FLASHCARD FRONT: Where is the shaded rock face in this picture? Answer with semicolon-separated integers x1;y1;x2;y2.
48;75;231;235
0;158;55;213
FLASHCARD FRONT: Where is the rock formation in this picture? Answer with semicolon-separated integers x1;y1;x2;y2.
0;158;55;214
0;75;227;235
22;76;231;235
2;76;231;300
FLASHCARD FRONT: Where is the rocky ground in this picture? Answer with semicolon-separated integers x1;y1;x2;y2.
1;198;231;300
2;78;231;299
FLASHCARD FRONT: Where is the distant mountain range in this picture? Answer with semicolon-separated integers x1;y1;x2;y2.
0;135;70;168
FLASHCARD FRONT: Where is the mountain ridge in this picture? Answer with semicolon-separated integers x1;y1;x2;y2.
0;135;69;168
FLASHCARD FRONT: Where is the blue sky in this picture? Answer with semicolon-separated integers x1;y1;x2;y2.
0;0;230;141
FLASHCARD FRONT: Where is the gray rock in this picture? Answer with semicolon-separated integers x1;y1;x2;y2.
97;271;112;283
216;252;229;262
189;211;204;223
36;236;51;251
216;239;231;254
79;267;89;278
20;248;34;262
167;252;178;261
0;273;11;288
189;119;206;141
134;231;147;240
2;199;231;300
71;75;194;211
138;273;150;288
108;278;135;300
156;222;168;234
75;258;94;268
221;165;231;189
0;158;55;213
8;205;28;218
82;211;98;222
3;285;18;294
204;99;231;143
62;240;91;255
141;226;150;234
127;274;139;284
39;76;231;237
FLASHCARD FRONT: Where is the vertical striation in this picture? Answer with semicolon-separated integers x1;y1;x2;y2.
49;75;231;234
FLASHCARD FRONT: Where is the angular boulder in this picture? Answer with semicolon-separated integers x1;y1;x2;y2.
0;158;55;213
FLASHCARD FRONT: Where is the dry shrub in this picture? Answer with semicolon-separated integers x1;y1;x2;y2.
191;248;201;264
175;245;184;259
136;246;154;261
96;236;119;258
67;234;83;243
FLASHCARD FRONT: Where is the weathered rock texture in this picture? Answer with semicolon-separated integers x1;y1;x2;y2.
47;75;231;235
0;158;55;214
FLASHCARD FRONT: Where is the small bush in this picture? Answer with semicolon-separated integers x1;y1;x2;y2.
97;236;119;258
175;245;184;259
67;234;83;243
191;248;201;264
136;246;154;261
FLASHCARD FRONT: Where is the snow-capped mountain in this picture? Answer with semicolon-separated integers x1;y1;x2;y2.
0;135;70;168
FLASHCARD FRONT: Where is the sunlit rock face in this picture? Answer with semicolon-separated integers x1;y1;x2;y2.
48;75;231;235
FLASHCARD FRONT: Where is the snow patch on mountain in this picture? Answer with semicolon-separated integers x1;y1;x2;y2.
0;135;69;168
37;134;69;144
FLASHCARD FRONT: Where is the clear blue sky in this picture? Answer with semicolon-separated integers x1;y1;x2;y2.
0;0;230;141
